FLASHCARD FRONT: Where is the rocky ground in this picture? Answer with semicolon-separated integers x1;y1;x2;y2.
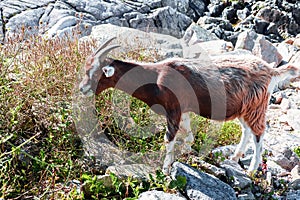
1;0;300;199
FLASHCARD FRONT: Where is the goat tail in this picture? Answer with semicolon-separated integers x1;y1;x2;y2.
275;63;300;80
272;63;300;90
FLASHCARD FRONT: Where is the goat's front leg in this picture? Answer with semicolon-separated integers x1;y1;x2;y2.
231;118;252;162
179;112;194;154
162;113;180;175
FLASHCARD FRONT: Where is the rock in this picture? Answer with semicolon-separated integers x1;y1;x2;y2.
273;147;300;171
237;8;251;21
222;7;237;24
212;145;236;158
1;0;197;40
287;109;300;131
237;187;256;200
266;160;288;176
291;165;300;181
292;6;300;25
183;23;219;44
161;0;189;15
81;24;183;59
281;98;291;110
286;189;300;200
293;34;300;48
185;0;207;21
130;6;192;38
198;40;234;55
220;160;252;189
256;6;300;36
45;16;93;38
289;179;300;190
254;18;270;34
289;51;300;66
235;30;283;67
171;162;237;200
5;7;45;40
266;23;279;35
191;156;227;179
198;16;234;32
106;164;154;180
138;190;186;200
208;2;226;17
276;42;299;64
183;37;233;59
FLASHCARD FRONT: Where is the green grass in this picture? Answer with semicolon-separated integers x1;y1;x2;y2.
0;28;242;199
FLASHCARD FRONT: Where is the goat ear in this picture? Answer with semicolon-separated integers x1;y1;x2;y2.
102;66;115;77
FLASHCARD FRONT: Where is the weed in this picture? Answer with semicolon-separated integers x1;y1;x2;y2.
294;146;300;158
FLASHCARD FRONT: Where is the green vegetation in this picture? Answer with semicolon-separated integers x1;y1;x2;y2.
294;146;300;158
0;30;242;199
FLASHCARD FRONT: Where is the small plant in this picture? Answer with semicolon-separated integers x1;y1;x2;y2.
294;146;300;158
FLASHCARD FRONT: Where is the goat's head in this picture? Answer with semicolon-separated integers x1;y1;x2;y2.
79;37;120;96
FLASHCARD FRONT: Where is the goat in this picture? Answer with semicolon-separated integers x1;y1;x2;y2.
79;37;300;174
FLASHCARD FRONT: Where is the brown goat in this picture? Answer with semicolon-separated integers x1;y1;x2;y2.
79;37;300;174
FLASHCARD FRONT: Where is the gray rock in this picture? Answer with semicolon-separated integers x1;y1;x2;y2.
130;6;192;38
237;8;251;21
183;23;219;45
254;18;269;34
235;30;283;67
292;6;300;25
237;187;256;200
222;7;237;24
106;164;154;180
186;0;207;21
286;189;300;200
161;0;189;14
267;160;289;175
273;147;300;171
80;24;183;59
289;179;300;191
139;190;186;200
171;162;237;200
1;0;195;40
197;40;234;55
191;156;227;179
256;6;300;36
212;145;236;158
6;7;45;39
220;160;252;189
208;2;226;17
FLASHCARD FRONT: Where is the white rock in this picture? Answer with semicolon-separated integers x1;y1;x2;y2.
139;190;186;200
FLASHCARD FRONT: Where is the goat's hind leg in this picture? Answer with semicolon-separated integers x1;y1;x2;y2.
248;133;264;172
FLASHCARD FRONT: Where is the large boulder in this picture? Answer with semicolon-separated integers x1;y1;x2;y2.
235;30;283;67
0;0;208;41
171;162;237;200
80;24;183;59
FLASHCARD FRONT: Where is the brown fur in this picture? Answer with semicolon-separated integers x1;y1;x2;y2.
81;52;300;142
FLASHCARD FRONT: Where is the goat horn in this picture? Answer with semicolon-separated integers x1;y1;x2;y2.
96;44;120;62
93;36;117;56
